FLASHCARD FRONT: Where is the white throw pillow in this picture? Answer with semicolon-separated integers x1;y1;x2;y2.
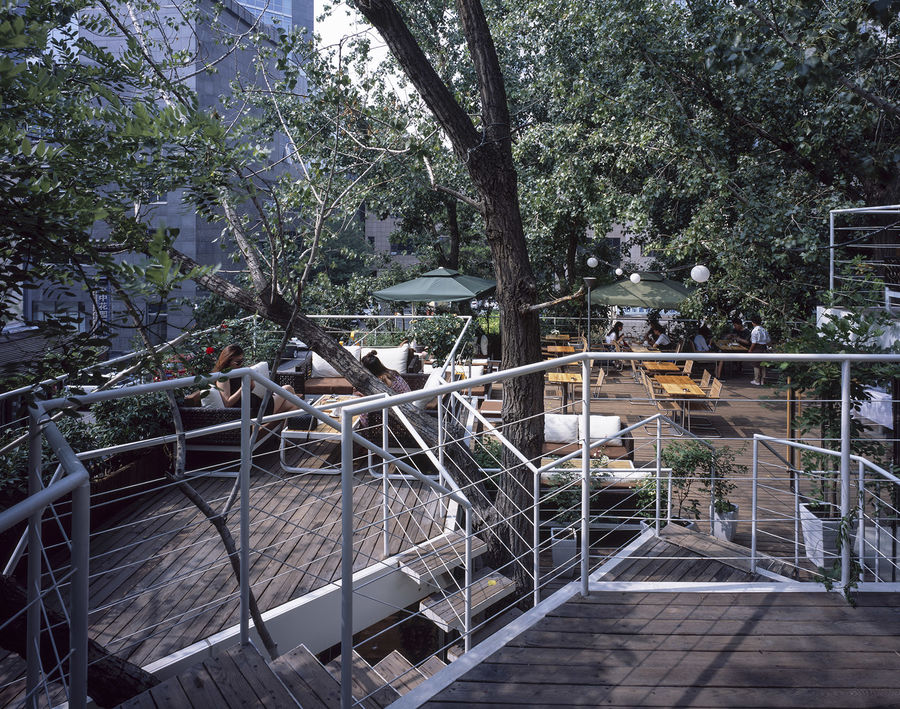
579;415;622;447
249;361;270;396
201;386;225;409
544;414;578;443
414;369;446;410
371;343;410;373
312;345;361;378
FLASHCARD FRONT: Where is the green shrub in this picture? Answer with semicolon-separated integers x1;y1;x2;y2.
410;315;464;362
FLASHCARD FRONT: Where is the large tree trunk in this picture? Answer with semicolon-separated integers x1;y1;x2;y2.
350;0;544;590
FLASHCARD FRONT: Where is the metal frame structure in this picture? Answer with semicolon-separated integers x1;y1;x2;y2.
3;347;900;708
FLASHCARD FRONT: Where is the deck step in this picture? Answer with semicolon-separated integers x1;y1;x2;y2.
419;567;516;633
447;606;524;662
325;650;400;708
268;643;340;709
395;530;488;586
116;644;299;708
372;650;426;693
660;522;812;580
417;655;447;677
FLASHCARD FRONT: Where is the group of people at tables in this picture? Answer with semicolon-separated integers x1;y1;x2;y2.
603;314;772;385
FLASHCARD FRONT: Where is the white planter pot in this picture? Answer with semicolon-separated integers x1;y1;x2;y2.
550;526;578;578
799;502;854;568
713;504;739;542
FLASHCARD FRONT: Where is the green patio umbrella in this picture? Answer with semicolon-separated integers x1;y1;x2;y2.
372;267;496;303
589;272;694;310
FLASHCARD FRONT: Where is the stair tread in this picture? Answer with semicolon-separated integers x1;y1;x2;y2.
268;644;338;709
417;655;447;677
447;606;524;662
419;567;516;632
396;531;488;584
660;522;810;579
326;650;400;709
373;650;426;693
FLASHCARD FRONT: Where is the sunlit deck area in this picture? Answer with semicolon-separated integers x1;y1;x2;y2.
3;341;900;708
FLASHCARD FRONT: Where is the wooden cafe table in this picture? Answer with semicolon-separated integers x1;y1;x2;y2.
546;371;582;410
654;375;707;428
642;360;681;373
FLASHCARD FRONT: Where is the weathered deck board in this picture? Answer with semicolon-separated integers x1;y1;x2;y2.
47;443;444;673
426;591;900;707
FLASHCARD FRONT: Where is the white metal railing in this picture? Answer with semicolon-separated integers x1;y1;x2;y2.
2;347;900;708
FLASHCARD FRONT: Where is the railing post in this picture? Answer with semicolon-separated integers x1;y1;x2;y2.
26;410;41;709
840;360;851;590
239;374;251;646
858;460;866;580
70;479;90;709
709;461;716;536
340;408;354;709
382;405;390;558
751;436;758;574
581;357;591;597
794;464;800;571
655;417;662;534
533;465;540;609
464;509;472;652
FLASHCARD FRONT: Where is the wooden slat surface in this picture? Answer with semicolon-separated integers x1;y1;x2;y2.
426;591;900;707
420;568;516;632
395;531;488;584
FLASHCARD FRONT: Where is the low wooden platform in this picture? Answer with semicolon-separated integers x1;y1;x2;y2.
425;591;900;707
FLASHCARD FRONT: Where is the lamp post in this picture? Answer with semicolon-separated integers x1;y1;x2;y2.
583;276;597;352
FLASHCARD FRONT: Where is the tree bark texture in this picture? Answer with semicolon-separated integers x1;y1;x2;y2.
353;0;543;589
0;575;160;708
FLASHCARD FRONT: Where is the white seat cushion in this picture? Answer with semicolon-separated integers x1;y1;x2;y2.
413;369;446;410
249;361;270;396
579;415;622;447
544;414;578;443
312;345;361;378
201;386;225;409
369;343;410;373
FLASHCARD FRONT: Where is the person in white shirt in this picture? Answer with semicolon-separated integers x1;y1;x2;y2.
693;324;713;353
649;324;672;350
749;315;771;385
605;321;624;345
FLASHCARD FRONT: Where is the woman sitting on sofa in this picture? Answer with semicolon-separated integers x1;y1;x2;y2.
213;344;298;415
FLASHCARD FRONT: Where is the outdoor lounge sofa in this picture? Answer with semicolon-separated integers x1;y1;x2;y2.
297;343;422;396
542;413;634;461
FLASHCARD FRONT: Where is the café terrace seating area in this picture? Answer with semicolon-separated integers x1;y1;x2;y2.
3;315;900;708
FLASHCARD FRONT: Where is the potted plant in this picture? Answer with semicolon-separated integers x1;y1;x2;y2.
545;456;610;576
652;440;744;540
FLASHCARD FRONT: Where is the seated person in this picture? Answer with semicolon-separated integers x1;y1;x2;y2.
213;344;298;415
605;321;628;348
647;324;673;350
357;349;412;427
693;324;715;353
726;317;751;347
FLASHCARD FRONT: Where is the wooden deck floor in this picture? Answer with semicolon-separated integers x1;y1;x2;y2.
0;439;444;707
425;590;900;707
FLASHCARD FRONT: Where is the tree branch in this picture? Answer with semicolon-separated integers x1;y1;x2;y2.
522;285;586;314
424;156;484;213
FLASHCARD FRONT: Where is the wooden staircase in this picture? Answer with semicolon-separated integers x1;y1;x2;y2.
395;530;487;586
659;522;814;580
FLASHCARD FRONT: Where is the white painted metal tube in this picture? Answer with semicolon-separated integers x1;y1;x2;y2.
464;510;472;653
239;375;251;646
69;479;90;709
841;360;851;589
581;358;591;597
341;408;354;709
751;437;759;574
26;412;41;708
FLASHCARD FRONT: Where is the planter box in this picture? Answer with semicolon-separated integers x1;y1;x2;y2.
799;501;854;568
550;526;578;578
712;504;739;542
